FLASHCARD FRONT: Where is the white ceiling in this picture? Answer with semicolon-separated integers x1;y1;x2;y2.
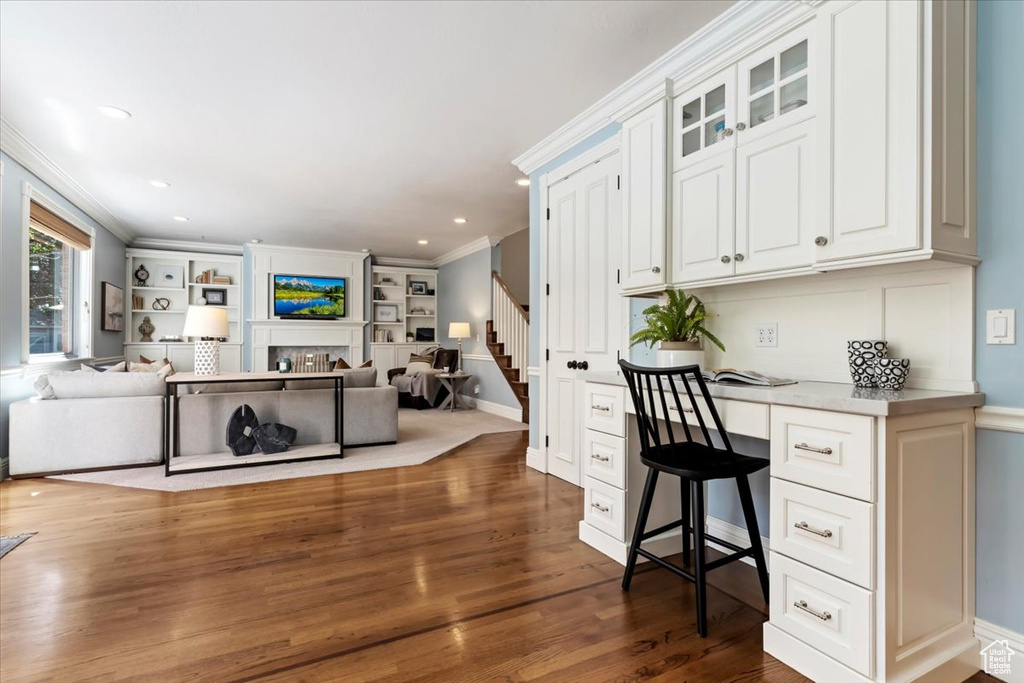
0;0;733;259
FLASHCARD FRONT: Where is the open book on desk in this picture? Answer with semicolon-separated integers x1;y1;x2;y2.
699;368;797;387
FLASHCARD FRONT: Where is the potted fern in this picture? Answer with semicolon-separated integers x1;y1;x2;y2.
629;290;725;367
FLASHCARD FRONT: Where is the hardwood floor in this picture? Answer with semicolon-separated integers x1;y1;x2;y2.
0;431;992;682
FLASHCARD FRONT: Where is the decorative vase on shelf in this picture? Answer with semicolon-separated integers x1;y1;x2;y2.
138;316;155;343
657;341;704;368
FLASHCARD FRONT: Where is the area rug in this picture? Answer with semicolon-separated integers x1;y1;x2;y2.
0;533;36;559
53;408;526;492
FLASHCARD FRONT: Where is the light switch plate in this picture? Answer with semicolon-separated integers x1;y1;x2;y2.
986;309;1016;345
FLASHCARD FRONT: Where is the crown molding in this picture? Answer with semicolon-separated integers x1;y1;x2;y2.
372;255;435;268
0;117;133;244
246;243;370;260
511;0;815;175
131;238;243;255
374;235;495;269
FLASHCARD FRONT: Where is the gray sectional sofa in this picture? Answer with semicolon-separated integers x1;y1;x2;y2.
9;367;398;477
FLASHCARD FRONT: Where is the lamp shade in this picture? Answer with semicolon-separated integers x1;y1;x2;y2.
182;305;229;338
448;322;471;339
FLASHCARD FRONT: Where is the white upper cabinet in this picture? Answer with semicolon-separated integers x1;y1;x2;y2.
736;24;816;146
672;67;737;171
671;152;735;283
620;98;669;292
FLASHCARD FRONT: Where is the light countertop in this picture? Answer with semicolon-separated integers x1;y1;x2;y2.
584;371;984;417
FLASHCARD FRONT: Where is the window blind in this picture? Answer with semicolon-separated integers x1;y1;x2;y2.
29;201;92;251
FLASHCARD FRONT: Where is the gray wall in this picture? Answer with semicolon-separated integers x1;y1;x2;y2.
0;152;126;471
497;228;530;305
437;246;521;411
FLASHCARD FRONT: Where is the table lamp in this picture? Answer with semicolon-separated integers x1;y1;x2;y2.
448;322;471;374
182;305;229;375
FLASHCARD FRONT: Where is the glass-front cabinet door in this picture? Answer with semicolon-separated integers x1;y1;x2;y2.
671;66;736;171
736;23;814;145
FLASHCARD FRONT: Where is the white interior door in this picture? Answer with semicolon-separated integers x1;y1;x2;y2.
546;154;622;487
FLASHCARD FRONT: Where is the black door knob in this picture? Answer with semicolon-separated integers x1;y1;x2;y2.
568;360;578;369
579;361;589;371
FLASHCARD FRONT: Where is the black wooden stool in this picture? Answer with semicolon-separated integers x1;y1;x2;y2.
618;359;769;637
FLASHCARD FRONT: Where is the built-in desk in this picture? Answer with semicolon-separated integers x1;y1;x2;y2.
581;372;985;683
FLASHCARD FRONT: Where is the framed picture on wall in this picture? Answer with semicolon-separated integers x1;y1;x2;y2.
101;282;124;332
153;265;184;289
202;288;227;306
376;304;399;323
410;281;428;295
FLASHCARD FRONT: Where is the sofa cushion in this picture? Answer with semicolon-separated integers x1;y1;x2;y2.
45;371;165;399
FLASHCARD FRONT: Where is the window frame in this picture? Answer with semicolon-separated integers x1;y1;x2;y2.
21;181;95;366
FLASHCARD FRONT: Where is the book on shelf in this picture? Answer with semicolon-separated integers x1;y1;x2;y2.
699;368;797;387
212;275;232;285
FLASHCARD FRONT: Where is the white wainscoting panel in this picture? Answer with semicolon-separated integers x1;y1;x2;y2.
697;262;975;391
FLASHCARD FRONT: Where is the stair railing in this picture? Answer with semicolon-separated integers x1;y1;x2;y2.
491;270;529;383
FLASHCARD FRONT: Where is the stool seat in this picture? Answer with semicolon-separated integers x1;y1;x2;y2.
642;442;769;481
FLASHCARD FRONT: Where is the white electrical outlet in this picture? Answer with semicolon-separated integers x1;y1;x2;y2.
755;324;778;348
474;385;480;394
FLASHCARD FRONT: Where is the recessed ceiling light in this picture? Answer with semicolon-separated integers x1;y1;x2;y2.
173;216;190;222
418;240;429;245
251;238;263;244
516;178;530;187
361;248;370;253
453;217;467;224
149;180;170;189
98;105;132;119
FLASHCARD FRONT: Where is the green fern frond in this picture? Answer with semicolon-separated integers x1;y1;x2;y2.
628;289;726;352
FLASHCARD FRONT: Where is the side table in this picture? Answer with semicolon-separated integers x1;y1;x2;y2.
436;373;473;412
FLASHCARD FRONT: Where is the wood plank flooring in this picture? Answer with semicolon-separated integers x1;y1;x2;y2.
0;431;993;682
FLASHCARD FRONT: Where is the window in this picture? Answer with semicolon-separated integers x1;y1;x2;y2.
25;196;93;361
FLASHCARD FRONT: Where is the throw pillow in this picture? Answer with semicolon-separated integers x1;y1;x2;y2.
34;374;56;400
129;358;174;376
405;361;432;375
81;361;127;373
334;358;351;370
409;353;433;365
360;359;373;368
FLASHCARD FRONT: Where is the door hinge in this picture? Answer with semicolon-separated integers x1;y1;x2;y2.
616;268;620;284
546;208;551;220
546;283;550;296
617;175;621;190
545;436;550;448
546;349;550;361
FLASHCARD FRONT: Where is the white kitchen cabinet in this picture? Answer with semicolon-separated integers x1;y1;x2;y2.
734;118;817;275
672;67;737;171
619;98;669;292
814;0;975;264
670;151;735;283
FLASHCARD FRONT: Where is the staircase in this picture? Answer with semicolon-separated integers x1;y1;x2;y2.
487;271;529;423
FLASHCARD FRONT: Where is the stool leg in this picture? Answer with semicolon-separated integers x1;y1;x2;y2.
737;474;769;604
681;476;691;568
622;469;659;591
691;480;708;637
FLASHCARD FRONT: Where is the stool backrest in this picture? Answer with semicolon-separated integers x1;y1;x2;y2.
618;359;733;455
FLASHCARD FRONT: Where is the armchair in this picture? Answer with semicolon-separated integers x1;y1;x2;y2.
388;348;459;409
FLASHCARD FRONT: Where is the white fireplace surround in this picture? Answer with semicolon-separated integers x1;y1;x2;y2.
248;244;368;372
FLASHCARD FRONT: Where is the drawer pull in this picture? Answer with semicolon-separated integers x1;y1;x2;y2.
590;454;611;463
667;405;694;413
590;502;610;513
794;442;833;455
794;521;833;538
593;404;612;413
793;600;832;622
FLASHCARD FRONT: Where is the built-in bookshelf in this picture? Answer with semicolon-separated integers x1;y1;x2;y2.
370;266;438;344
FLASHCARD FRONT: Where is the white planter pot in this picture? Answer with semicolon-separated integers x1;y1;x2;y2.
656;342;704;369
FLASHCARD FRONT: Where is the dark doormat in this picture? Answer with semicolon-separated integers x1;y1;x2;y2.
0;533;36;559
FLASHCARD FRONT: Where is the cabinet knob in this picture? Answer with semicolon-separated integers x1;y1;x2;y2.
724;128;734;137
720;255;732;264
734;253;745;262
815;236;829;246
651;266;661;274
568;360;578;369
736;122;747;131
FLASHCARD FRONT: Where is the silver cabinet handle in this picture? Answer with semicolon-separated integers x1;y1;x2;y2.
815;236;828;246
590;454;611;462
651;266;661;274
795;442;833;455
736;122;747;131
591;502;610;513
593;405;611;413
668;405;694;413
720;255;732;264
723;128;734;137
734;253;745;262
794;521;833;538
794;600;832;622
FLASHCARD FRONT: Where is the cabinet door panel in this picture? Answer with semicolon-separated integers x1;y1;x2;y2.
671;153;735;283
737;23;815;146
166;345;194;373
672;67;737;171
816;0;920;260
620;99;668;291
370;345;396;385
735;119;816;274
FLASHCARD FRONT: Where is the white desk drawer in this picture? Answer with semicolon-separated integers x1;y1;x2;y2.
665;396;769;440
770;552;874;677
583;430;626;489
584;384;627;437
770;479;875;589
771;406;875;502
584;477;626;541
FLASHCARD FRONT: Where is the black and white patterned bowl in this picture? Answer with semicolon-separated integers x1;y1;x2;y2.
847;340;888;387
874;357;911;391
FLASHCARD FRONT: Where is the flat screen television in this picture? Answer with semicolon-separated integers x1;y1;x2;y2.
273;275;346;319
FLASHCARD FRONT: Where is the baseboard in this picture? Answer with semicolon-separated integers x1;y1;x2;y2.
525;446;545;472
975;619;1024;683
705;515;770;570
976;406;1024;434
472;397;525;423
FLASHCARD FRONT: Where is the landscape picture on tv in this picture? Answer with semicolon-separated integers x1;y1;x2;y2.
274;275;346;318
